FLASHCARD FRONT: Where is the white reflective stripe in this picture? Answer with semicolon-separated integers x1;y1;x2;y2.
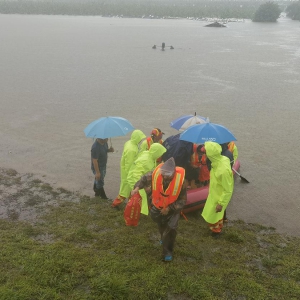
172;173;182;196
152;166;161;191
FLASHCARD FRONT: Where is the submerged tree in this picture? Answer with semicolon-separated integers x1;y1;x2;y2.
252;1;281;22
286;1;300;20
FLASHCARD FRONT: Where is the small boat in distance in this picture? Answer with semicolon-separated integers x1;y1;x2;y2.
205;21;226;28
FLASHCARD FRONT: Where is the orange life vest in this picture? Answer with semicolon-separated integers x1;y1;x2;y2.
190;144;201;168
146;137;163;149
199;154;210;182
228;142;235;153
152;164;185;209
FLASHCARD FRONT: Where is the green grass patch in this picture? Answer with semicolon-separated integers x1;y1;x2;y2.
0;190;300;299
31;179;42;185
57;187;72;195
40;183;53;191
4;168;18;176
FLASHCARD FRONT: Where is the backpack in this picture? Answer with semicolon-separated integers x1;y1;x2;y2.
162;134;193;168
124;193;142;226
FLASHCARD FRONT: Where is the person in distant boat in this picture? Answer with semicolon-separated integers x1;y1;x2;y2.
131;157;187;262
201;142;234;238
112;130;146;208
91;138;114;199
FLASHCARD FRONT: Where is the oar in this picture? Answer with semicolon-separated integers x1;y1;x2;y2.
232;167;250;183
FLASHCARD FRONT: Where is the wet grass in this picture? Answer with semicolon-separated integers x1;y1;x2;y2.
0;173;22;187
4;168;18;177
25;195;44;207
0;169;300;299
31;179;43;185
0;196;300;300
40;183;53;192
57;187;72;195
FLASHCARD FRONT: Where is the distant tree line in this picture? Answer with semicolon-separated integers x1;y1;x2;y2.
0;0;265;19
252;1;281;22
286;1;300;20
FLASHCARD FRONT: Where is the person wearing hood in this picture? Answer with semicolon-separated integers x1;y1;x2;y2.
206;142;234;171
202;142;234;238
131;157;187;262
127;143;166;215
205;142;234;222
139;128;164;158
112;130;146;208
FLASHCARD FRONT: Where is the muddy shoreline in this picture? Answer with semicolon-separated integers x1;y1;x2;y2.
0;167;83;224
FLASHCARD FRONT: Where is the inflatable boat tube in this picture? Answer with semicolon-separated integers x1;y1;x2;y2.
183;160;241;214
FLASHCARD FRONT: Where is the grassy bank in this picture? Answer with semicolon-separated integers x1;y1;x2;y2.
0;168;300;299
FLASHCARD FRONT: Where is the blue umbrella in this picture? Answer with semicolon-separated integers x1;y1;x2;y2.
84;116;134;139
180;123;236;144
170;112;208;131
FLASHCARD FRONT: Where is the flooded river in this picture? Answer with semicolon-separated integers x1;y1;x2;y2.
1;14;299;235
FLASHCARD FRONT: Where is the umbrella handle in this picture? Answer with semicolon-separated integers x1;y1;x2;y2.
109;138;113;148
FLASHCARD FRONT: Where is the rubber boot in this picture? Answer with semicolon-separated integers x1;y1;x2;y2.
223;209;228;223
94;188;101;197
99;187;110;200
111;195;126;207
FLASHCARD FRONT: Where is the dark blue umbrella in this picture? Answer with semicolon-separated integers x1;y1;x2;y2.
84;116;134;139
170;112;208;131
180;123;236;144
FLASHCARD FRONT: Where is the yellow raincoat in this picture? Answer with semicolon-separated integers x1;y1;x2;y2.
139;137;164;153
127;143;166;215
202;142;234;224
118;130;146;198
139;137;152;153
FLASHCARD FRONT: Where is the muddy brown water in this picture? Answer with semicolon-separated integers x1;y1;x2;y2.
1;15;299;236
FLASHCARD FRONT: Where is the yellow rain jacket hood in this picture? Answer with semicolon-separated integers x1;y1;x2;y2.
127;143;166;215
202;142;234;224
130;129;146;146
118;129;146;198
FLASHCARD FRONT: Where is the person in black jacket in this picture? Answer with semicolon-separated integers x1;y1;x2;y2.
91;138;114;199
